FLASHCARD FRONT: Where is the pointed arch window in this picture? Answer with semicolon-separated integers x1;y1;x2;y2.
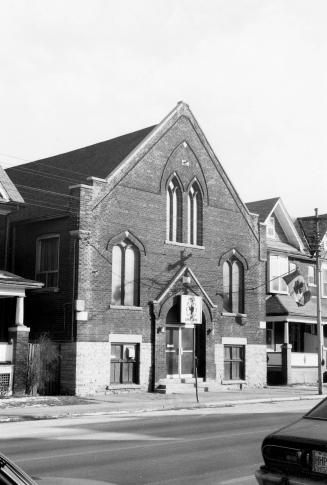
167;178;183;243
188;181;203;246
111;239;140;306
223;258;244;313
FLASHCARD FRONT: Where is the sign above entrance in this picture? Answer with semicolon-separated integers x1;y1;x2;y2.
180;295;202;324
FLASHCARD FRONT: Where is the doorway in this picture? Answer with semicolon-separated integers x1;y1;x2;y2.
166;326;194;378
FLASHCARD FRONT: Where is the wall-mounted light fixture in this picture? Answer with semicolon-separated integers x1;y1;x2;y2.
157;326;166;334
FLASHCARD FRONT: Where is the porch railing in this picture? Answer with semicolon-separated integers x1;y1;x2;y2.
0;342;13;363
291;352;318;367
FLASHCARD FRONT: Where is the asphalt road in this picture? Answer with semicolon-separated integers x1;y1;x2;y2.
0;400;315;485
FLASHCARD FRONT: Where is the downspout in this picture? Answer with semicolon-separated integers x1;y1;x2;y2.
71;236;77;342
4;214;9;270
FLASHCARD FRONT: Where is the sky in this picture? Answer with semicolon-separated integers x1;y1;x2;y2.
0;0;326;218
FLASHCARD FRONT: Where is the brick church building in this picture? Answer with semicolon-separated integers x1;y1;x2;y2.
3;102;267;395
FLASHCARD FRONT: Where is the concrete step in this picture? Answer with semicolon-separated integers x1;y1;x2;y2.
155;379;209;394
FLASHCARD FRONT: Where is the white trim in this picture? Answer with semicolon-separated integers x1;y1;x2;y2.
222;337;247;345
153;265;216;308
266;316;326;324
0;182;9;201
68;183;93;190
35;234;60;289
265;199;304;251
109;334;142;343
8;326;30;332
109;305;143;311
86;176;107;183
164;240;205;250
0;287;26;297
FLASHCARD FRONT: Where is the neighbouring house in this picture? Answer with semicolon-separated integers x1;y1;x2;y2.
246;197;327;385
0;166;43;395
4;102;267;395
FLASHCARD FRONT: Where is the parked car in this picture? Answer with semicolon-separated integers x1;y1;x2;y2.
255;397;327;484
0;451;114;485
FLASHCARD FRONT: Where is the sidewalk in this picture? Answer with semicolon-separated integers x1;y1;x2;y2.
0;385;325;422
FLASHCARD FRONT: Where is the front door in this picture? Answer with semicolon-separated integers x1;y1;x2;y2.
166;326;194;378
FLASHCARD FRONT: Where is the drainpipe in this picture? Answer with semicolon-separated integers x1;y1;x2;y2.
4;214;9;270
315;208;324;395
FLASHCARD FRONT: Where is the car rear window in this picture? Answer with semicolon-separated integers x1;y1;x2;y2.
306;398;327;419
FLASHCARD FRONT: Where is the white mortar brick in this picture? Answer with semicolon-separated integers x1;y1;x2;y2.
215;343;266;388
76;342;110;395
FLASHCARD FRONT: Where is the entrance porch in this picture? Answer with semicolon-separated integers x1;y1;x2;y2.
266;319;327;385
0;270;42;394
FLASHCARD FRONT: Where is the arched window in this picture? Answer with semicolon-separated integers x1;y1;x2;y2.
223;258;244;313
167;178;183;242
188;182;203;246
111;239;140;306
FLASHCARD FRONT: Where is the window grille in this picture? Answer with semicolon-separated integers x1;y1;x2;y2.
0;373;10;393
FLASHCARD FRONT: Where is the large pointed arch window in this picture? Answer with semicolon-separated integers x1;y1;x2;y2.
188;181;203;246
111;239;140;306
167;178;183;243
223;258;244;313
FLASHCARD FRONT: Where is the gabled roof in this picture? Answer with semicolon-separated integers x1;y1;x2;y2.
6;126;155;212
245;197;280;223
297;214;327;251
246;197;304;252
0;166;24;203
153;265;216;310
0;270;43;296
5;102;258;238
267;294;327;320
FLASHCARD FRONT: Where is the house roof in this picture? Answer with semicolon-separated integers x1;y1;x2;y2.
245;197;280;223
6;125;155;213
0;270;43;290
246;197;304;252
0;165;24;205
266;294;327;319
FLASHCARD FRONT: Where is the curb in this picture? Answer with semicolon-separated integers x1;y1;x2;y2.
0;394;323;423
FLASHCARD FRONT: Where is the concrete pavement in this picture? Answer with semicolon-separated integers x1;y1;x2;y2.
0;385;325;422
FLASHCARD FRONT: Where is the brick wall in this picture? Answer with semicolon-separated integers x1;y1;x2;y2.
4;105;267;393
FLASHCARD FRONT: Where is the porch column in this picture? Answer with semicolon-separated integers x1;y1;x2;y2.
15;296;25;326
284;321;289;344
10;296;30;395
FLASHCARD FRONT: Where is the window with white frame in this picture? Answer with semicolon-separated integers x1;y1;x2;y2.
223;258;244;313
36;235;60;288
167;178;183;243
111;239;140;306
322;264;327;298
308;265;316;286
269;254;288;293
188;181;203;246
266;216;276;239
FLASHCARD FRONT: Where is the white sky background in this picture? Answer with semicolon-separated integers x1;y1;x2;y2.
0;0;326;217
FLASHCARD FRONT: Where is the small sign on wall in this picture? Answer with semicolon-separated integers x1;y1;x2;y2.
180;295;202;324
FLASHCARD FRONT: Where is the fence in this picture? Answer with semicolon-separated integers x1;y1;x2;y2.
28;342;61;395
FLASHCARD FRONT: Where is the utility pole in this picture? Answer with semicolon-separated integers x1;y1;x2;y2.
315;208;324;395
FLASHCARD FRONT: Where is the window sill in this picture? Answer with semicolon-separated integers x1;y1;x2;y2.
222;380;246;385
33;287;59;293
221;312;247;318
269;290;288;295
109;305;143;311
164;240;204;250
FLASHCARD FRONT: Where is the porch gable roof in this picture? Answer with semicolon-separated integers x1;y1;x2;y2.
267;294;327;319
